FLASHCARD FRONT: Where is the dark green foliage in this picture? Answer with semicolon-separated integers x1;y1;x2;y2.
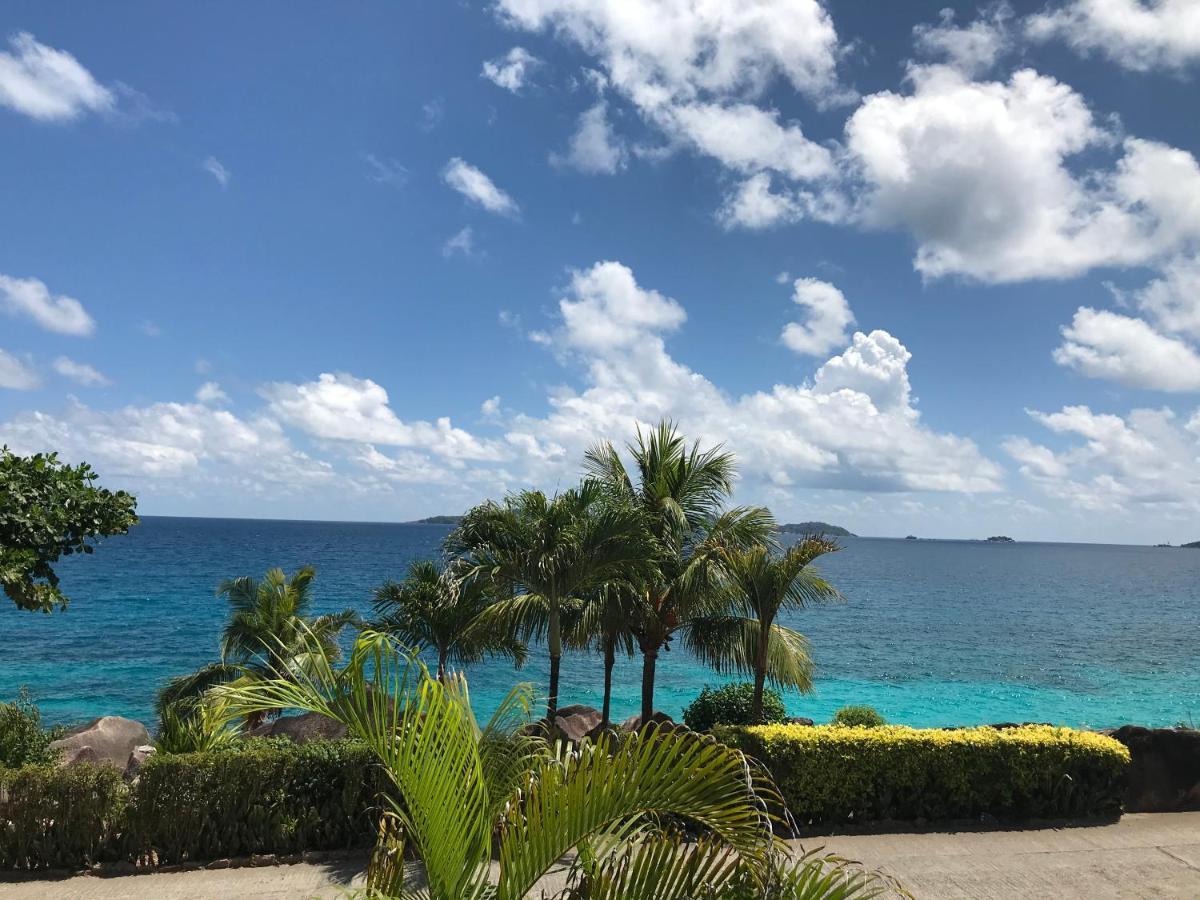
0;764;127;870
830;705;886;727
714;724;1130;825
0;689;65;768
128;739;383;864
0;447;138;612
683;683;787;731
778;522;855;537
0;740;384;870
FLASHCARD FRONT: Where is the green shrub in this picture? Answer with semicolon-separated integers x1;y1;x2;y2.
714;724;1130;824
128;739;384;864
830;705;885;728
0;689;65;768
683;683;788;731
0;763;128;869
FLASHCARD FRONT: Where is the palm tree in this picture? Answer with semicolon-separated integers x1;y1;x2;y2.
584;420;776;723
155;566;358;729
699;539;842;721
568;581;642;731
371;559;527;681
213;628;895;899
448;481;654;720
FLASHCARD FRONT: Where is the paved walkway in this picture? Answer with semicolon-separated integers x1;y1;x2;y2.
2;813;1199;898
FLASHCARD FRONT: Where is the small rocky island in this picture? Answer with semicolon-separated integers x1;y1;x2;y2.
412;515;463;526
986;535;1015;543
779;521;856;537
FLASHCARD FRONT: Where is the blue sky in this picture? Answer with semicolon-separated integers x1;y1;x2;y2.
2;0;1200;543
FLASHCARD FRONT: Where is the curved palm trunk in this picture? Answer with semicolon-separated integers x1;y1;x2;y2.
547;599;562;721
601;636;615;731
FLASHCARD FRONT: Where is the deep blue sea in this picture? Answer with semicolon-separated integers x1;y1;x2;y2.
5;516;1199;730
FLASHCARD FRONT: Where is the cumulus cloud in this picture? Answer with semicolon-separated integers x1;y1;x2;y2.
195;381;229;405
553;102;627;174
1131;254;1200;338
442;157;519;216
260;372;504;461
780;277;855;357
1053;307;1200;391
845;66;1200;282
481;47;540;92
0;32;115;122
1007;404;1200;514
1027;0;1200;72
0;273;95;336
913;4;1014;76
202;156;230;188
52;356;110;387
0;349;38;390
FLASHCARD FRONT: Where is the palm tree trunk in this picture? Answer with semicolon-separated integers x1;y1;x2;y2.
547;599;562;720
752;619;771;722
601;636;615;731
437;648;447;682
640;645;657;725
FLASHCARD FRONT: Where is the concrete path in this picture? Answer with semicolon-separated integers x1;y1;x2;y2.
2;812;1199;898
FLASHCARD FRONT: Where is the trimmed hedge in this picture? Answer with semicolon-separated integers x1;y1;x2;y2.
0;763;127;870
715;724;1130;824
0;739;385;871
129;739;384;864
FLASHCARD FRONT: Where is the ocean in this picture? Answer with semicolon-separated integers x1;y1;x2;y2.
5;516;1199;730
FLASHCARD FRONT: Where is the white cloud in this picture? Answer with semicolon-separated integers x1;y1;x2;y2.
508;261;1001;494
442;226;478;258
1131;254;1200;338
553;102;627;174
364;154;408;188
202;156;230;188
442;157;519;216
195;381;229;405
1027;0;1200;72
1007;404;1200;514
913;4;1013;76
481;47;540;92
481;395;501;417
0;273;95;336
419;98;445;132
1053;307;1200;391
0;32;115;122
0;349;38;390
780;277;856;357
52;356;110;387
260;372;504;461
845;66;1200;282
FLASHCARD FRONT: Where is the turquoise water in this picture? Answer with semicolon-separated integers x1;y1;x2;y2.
4;516;1199;729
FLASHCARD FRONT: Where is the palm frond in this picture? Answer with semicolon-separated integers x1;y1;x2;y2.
682;617;815;692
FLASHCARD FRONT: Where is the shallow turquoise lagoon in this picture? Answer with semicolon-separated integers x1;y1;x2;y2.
5;516;1199;728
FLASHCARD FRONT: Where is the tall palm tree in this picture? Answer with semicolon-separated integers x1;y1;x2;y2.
584;420;776;723
371;559;527;681
448;481;654;720
568;581;642;731
213;628;895;899
699;539;842;721
155;565;357;728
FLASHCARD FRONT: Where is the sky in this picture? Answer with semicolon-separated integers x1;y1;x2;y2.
2;0;1200;543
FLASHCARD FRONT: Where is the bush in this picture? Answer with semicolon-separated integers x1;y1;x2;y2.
830;705;886;728
714;724;1130;824
0;689;65;768
0;763;128;869
129;739;384;864
0;739;386;870
683;683;788;731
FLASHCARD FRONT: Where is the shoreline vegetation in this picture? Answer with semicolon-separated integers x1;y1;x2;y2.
0;424;1185;894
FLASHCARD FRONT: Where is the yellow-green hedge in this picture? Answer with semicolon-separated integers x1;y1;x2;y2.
714;724;1129;824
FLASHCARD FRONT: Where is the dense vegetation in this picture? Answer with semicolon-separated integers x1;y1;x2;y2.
830;705;886;728
716;724;1130;825
0;689;65;768
683;683;788;731
0;447;138;612
778;522;855;537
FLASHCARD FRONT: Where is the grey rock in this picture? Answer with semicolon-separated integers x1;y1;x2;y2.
252;711;348;744
1107;725;1200;813
125;744;156;778
50;716;151;771
620;711;674;732
553;705;603;743
785;716;815;726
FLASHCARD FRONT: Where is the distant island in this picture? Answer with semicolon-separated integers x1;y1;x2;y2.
985;535;1015;543
779;521;856;537
1183;540;1200;549
412;515;463;526
905;535;918;540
